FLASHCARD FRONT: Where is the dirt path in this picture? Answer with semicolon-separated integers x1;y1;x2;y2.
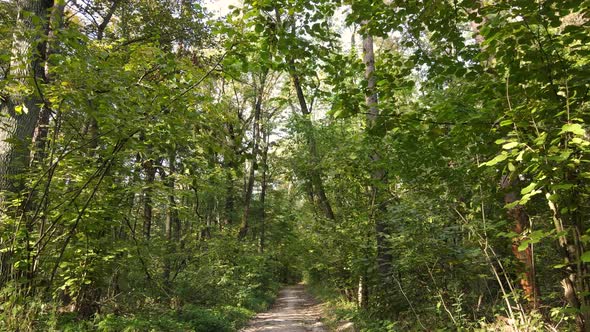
240;284;326;332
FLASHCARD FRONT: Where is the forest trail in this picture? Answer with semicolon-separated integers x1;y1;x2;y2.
240;285;326;332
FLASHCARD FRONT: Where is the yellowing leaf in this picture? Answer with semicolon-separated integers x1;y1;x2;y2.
518;240;531;251
15;104;28;114
502;142;519;150
481;153;507;167
521;182;536;195
560;123;585;136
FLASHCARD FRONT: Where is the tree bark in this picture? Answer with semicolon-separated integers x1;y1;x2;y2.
87;0;120;151
31;0;64;167
239;71;267;239
0;0;53;204
224;122;239;225
358;274;368;308
362;31;393;281
97;0;120;41
289;67;336;221
282;11;335;221
503;189;540;308
0;0;53;292
143;157;156;241
163;149;179;287
259;120;270;253
547;193;588;331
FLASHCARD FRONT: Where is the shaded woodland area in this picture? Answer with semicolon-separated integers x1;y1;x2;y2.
0;0;589;331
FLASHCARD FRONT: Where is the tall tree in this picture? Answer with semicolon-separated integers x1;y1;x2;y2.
362;28;393;283
239;70;267;239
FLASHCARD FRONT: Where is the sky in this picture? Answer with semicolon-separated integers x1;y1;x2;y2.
204;0;240;18
203;0;357;53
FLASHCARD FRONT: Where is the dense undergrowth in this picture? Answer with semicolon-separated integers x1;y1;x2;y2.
308;281;549;332
0;240;288;331
1;0;589;331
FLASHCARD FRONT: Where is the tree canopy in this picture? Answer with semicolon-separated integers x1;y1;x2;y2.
0;0;589;331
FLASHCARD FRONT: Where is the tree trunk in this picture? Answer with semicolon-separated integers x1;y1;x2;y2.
163;149;179;287
25;1;65;291
289;67;336;221
224;170;235;224
86;0;120;152
547;193;588;331
143;157;156;241
259;120;270;253
282;11;335;221
97;0;120;41
31;0;64;167
239;72;267;239
358;274;368;308
224;123;238;225
0;0;53;292
503;189;540;308
362;31;393;281
0;0;53;204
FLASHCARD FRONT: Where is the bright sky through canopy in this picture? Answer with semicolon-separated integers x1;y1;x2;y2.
205;0;239;17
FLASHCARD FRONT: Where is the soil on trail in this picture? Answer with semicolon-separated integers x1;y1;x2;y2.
240;284;326;332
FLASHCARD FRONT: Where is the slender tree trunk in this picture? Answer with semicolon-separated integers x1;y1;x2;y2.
87;0;119;151
163;149;178;287
358;274;368;308
224;123;238;225
239;72;267;238
503;187;540;308
290;67;336;221
259;121;270;253
31;0;64;167
281;11;335;221
143;157;156;241
97;0;120;41
25;1;65;292
225;170;235;223
547;193;588;331
362;31;393;281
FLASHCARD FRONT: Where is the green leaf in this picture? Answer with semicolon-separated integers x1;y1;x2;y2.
481;153;507;167
521;182;536;195
534;132;547;146
505;200;520;209
571;137;589;146
497;231;518;238
581;251;590;263
520;189;541;205
502;142;519;150
560;123;586;136
551;183;574;191
518;240;531;251
254;23;264;33
529;230;548;242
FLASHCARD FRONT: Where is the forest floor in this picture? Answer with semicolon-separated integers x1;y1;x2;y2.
240;284;327;332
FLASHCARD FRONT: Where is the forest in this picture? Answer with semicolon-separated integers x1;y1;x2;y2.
0;0;589;331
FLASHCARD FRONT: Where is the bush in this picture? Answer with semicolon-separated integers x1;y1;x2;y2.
95;306;238;332
216;306;254;330
178;305;233;332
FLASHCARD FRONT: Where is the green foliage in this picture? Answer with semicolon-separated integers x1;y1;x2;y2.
93;305;246;332
1;0;589;330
